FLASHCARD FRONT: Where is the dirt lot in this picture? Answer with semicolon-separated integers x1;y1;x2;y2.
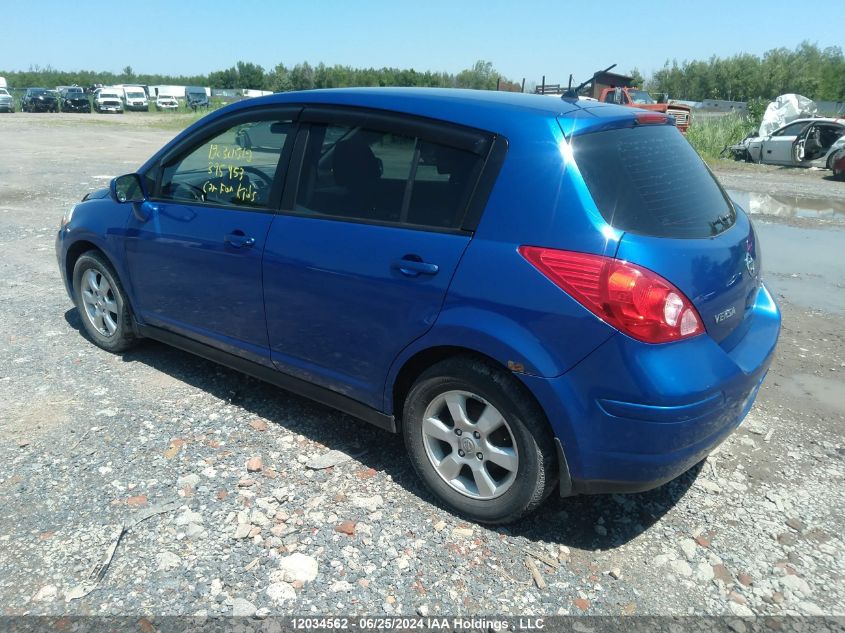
0;113;843;619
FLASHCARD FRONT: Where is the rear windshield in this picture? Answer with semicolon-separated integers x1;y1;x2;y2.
571;125;735;238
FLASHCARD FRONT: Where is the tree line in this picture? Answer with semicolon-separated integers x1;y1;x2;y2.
5;43;842;102
1;60;521;93
648;42;845;102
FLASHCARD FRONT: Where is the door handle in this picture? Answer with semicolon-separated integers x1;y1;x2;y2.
225;231;255;248
391;256;439;277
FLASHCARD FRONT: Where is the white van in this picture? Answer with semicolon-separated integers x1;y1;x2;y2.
123;87;149;111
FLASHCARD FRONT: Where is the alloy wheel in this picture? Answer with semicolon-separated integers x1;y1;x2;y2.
421;390;518;500
80;268;119;336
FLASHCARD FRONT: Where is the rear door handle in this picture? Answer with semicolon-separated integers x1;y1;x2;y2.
225;231;255;248
392;256;439;277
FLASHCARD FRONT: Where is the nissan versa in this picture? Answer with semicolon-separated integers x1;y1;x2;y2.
56;89;780;523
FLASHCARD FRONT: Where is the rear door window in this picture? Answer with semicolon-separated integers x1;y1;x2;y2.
294;122;484;230
570;124;735;238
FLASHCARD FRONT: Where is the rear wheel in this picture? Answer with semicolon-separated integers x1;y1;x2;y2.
402;357;557;524
72;251;137;353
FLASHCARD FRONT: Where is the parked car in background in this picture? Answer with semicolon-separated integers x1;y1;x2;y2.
61;91;91;113
831;148;845;180
155;94;179;111
21;88;58;112
94;89;124;113
823;135;845;171
58;86;85;96
55;88;780;523
744;118;845;167
123;87;149;112
0;87;14;112
185;86;209;110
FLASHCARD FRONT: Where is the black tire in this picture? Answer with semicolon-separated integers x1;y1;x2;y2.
402;357;557;524
72;251;137;353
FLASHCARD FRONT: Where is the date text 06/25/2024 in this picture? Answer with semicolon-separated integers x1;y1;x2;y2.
290;617;546;630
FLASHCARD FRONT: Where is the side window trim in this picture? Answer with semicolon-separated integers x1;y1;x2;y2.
300;105;491;156
460;135;508;232
399;140;421;224
280;124;310;212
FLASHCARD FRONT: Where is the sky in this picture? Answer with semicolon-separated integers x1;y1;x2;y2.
1;0;843;85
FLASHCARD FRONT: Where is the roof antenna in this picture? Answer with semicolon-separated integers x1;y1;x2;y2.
563;63;616;101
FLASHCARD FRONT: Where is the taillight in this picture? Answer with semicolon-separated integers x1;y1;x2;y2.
519;246;704;344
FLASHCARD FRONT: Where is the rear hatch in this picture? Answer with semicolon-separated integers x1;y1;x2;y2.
570;122;761;345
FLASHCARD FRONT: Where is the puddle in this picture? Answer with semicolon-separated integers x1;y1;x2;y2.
753;222;845;315
727;190;845;224
781;373;845;413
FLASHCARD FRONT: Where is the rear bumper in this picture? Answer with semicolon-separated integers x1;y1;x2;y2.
522;283;780;495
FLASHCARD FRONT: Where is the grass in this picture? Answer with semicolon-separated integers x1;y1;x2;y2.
144;109;215;130
687;112;758;162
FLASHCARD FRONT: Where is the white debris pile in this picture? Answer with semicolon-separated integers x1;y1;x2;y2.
758;94;818;137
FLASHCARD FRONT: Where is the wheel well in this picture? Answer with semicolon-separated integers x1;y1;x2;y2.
392;346;527;423
65;240;100;290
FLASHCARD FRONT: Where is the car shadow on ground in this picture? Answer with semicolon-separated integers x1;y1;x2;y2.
64;308;701;551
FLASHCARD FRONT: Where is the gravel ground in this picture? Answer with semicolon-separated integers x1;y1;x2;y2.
0;114;843;618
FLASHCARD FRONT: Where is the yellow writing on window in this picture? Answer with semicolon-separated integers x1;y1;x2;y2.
236;182;258;203
208;143;253;163
208;162;245;181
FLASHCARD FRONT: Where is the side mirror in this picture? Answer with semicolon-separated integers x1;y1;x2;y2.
111;173;145;203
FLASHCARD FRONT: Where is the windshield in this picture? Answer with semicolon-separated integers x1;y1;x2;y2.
101;93;119;99
187;89;205;97
126;92;145;99
628;90;656;104
0;89;9;96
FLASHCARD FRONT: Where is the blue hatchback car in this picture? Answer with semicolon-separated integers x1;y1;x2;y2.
56;88;780;523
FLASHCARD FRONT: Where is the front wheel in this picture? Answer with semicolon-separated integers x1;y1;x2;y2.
72;251;137;353
402;357;557;524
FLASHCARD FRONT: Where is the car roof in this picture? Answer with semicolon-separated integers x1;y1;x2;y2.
780;117;844;127
218;87;637;138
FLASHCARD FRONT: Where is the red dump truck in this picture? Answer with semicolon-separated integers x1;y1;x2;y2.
536;66;693;134
596;86;691;134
